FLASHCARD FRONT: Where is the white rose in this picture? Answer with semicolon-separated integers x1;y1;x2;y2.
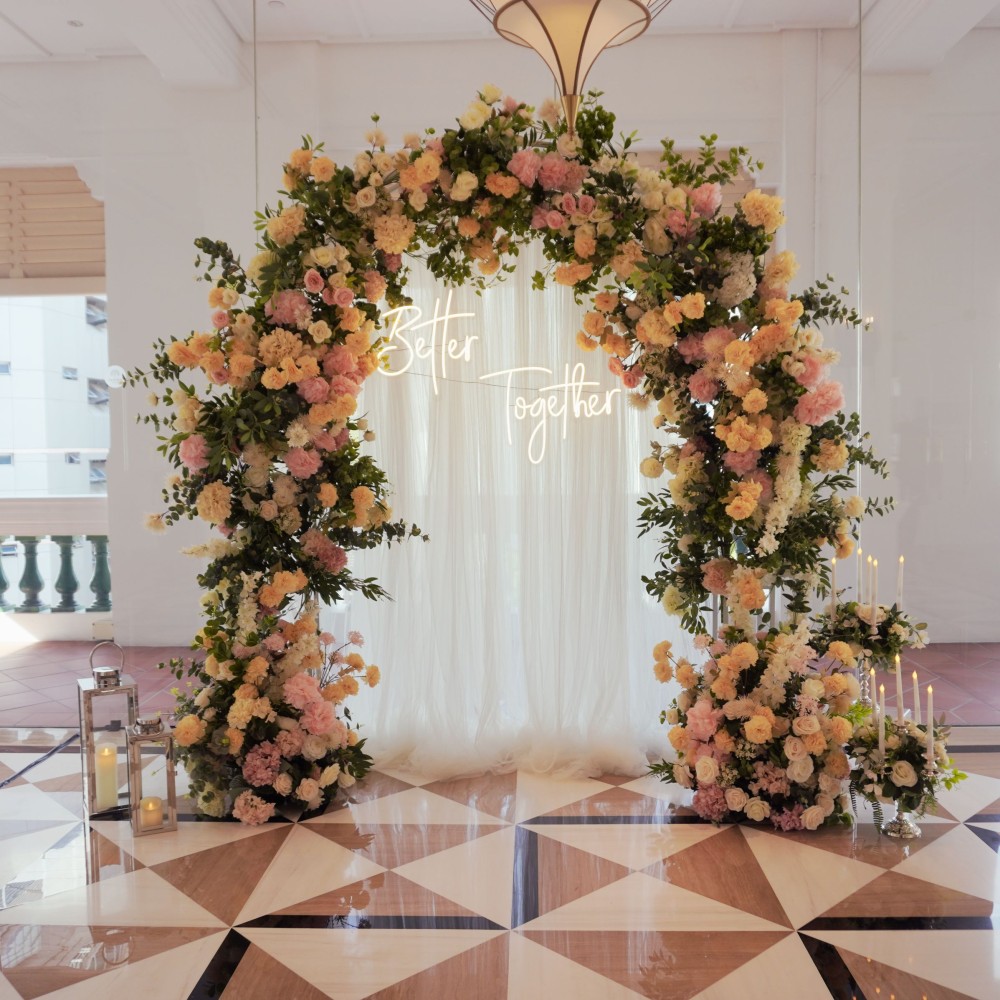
355;186;377;209
450;170;479;203
409;189;428;211
815;792;835;817
890;759;918;788
481;83;503;104
695;756;719;785
673;764;693;788
792;714;821;736
818;773;842;795
310;245;336;268
459;100;491;130
319;764;341;788
724;787;749;812
783;735;807;761
354;153;372;177
786;756;815;783
664;708;679;725
801;678;825;700
744;797;771;822
556;132;581;158
801;805;825;830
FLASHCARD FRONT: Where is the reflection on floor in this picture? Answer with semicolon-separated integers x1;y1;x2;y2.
0;726;998;999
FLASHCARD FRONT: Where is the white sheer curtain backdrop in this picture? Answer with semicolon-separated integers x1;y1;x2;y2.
320;245;692;778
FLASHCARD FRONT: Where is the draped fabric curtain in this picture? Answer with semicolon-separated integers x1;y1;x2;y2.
320;246;691;777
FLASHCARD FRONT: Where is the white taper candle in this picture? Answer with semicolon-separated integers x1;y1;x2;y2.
878;684;886;757
912;671;921;725
894;653;904;722
926;686;934;770
897;555;904;608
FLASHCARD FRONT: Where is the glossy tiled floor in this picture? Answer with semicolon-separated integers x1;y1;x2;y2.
1;726;999;999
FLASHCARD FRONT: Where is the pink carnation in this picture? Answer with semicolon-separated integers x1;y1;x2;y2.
795;353;826;389
263;633;285;653
676;334;706;364
383;253;402;273
622;368;642;389
686;697;724;742
363;270;387;302
723;449;760;474
703;326;736;360
302;528;348;574
283;672;321;711
329;374;360;397
275;726;305;758
794;379;844;426
530;205;549;230
608;357;624;378
692;784;729;822
690;182;722;219
312;430;338;451
285;447;322;480
688;370;719;403
303;269;325;294
508;149;542;187
179;434;209;472
301;699;336;736
323;345;359;377
326;716;350;748
744;469;773;503
701;557;734;596
242;741;282;787
232;790;276;826
297;377;329;404
425;138;445;157
665;208;697;239
538;153;571;191
265;289;312;329
333;428;350;451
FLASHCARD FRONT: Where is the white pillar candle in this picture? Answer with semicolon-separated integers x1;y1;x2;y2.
94;742;118;812
878;684;886;757
897;555;904;608
912;671;921;725
926;686;934;770
829;558;837;616
139;796;164;831
894;654;904;722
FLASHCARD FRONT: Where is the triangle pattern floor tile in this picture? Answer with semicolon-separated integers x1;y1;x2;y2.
619;774;696;808
0;973;20;1000
524;823;723;871
152;825;293;925
219;943;331;1000
508;932;646;999
0;818;74;842
689;931;826;1000
271;870;489;921
535;786;679;820
514;773;613;823
643;826;791;928
0;925;224;1000
0;783;82;824
935;772;1000;821
341;770;416;804
306;821;505;869
365;928;509;998
239;927;505;1000
0;868;225;928
742;826;884;929
35;929;230;1000
836;942;979;1000
307;786;506;827
803;929;1000;1000
368;766;433;788
83;828;144;884
30;773;86;794
593;773;643;786
760;817;955;869
816;868;993;919
522;870;788;932
535;832;631;916
969;794;1000;819
522;930;789;1000
90;815;281;867
234;826;386;925
893;824;1000;902
395;826;516;928
967;822;1000;853
421;772;518;822
0;822;79;888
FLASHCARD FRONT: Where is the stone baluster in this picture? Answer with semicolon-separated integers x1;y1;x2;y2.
0;535;12;610
87;535;112;612
51;535;81;612
15;536;48;612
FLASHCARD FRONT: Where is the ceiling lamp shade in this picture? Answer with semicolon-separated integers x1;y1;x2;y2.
470;1;673;130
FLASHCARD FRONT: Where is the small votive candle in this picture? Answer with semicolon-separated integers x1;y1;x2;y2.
139;796;164;831
94;742;118;812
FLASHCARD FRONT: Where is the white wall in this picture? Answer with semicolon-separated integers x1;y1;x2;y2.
7;25;986;645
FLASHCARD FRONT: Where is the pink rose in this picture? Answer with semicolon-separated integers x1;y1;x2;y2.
545;210;565;229
285;447;322;479
508;149;542;187
179;434;210;472
608;357;624;378
297;377;329;404
530;205;549;229
333;285;354;308
577;194;595;215
560;194;577;214
211;309;229;329
622;368;642;389
321;287;337;306
688;370;719;403
502;95;519;114
690;182;722;219
303;269;325;294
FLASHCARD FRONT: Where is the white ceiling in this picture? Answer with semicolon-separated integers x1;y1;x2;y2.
0;0;995;65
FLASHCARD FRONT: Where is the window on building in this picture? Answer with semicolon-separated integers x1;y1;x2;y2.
0;362;10;375
89;459;107;493
0;454;13;465
86;297;107;328
62;367;79;380
65;452;81;464
87;378;109;406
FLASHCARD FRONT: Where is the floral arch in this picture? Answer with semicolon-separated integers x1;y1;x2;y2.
130;87;920;829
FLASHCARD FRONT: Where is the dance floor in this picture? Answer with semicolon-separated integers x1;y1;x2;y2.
1;642;1000;998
